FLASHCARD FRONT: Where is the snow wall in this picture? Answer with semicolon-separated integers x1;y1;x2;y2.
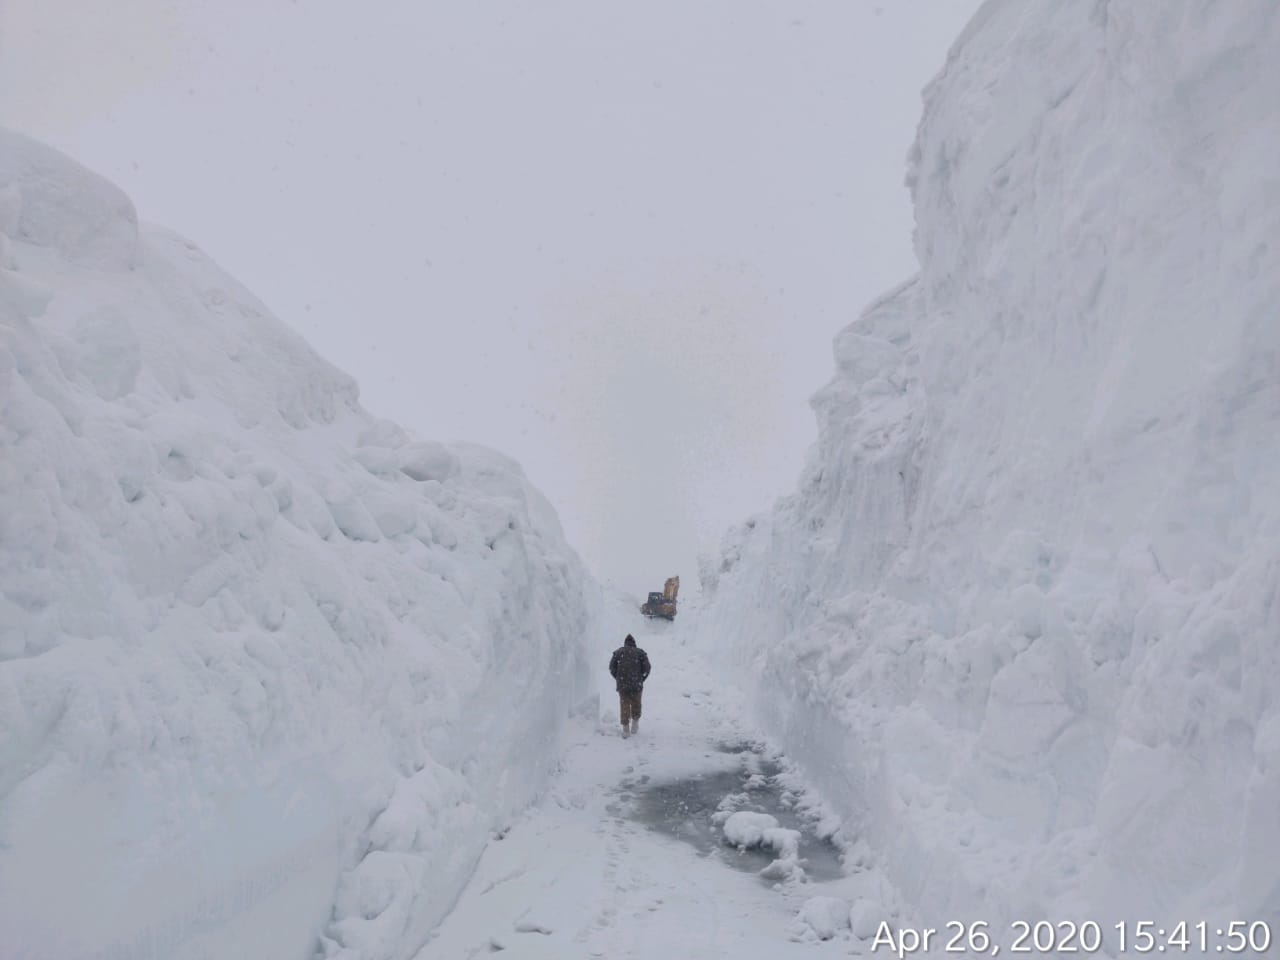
695;0;1280;945
0;128;601;960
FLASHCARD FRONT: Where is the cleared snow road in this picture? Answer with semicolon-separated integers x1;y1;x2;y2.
415;630;860;958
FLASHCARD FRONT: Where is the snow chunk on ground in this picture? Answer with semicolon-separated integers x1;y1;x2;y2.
848;897;884;940
789;896;850;942
722;811;785;851
720;811;803;880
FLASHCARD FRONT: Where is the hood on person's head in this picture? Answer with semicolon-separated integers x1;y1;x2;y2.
624;635;636;646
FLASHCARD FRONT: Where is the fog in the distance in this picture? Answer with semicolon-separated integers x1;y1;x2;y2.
0;0;981;598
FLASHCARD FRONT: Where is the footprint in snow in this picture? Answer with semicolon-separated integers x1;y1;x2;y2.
514;919;553;935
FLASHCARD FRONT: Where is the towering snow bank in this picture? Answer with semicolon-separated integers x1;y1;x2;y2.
0;128;600;960
697;0;1280;944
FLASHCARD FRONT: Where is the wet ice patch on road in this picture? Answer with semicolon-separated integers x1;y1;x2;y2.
622;743;843;885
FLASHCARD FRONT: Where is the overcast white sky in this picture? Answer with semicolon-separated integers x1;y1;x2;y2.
0;0;980;600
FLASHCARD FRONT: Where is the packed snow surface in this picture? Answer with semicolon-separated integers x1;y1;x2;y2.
0;127;601;960
696;0;1280;950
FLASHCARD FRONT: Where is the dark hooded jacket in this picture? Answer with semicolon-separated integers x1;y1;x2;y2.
609;636;650;694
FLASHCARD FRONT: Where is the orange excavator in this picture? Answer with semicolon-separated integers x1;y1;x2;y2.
640;576;679;620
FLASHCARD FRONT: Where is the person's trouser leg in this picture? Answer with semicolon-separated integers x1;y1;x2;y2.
619;690;641;734
619;692;632;735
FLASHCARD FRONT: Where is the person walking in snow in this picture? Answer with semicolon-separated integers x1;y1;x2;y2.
609;634;650;738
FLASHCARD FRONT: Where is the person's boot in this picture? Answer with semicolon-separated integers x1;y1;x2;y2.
621;724;630;739
630;719;639;735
